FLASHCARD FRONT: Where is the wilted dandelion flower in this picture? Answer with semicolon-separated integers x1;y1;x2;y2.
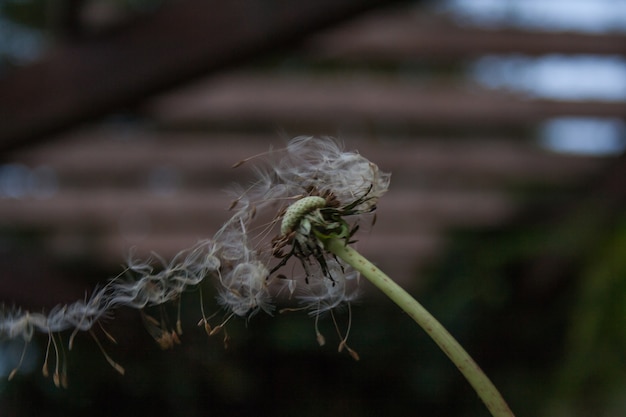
0;135;391;380
0;137;513;417
227;136;390;353
232;136;389;286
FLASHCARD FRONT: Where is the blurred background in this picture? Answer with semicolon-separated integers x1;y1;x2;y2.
1;0;625;416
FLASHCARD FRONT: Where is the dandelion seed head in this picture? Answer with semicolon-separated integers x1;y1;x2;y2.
201;254;221;273
233;136;389;218
296;259;360;316
0;135;389;377
276;136;390;209
47;299;101;332
226;136;388;315
0;308;38;341
217;260;273;317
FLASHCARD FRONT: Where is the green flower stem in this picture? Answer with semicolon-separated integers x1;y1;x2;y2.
325;238;515;417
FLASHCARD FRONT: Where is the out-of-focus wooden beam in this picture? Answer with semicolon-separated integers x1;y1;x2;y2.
143;73;626;130
0;0;399;150
306;10;626;60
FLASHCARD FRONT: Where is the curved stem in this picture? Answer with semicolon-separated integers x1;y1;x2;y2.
326;238;515;417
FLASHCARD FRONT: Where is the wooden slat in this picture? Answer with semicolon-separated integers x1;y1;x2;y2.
0;0;398;149
144;73;626;130
0;189;514;232
10;132;606;187
305;9;626;60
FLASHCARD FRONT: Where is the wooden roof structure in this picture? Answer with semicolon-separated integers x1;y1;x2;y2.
0;0;624;308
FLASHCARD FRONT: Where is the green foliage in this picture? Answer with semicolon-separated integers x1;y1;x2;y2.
422;206;626;417
547;217;626;416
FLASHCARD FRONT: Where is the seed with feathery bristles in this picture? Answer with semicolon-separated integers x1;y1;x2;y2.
281;196;326;235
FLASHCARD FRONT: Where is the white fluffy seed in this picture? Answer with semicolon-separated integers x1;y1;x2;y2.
281;196;326;235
